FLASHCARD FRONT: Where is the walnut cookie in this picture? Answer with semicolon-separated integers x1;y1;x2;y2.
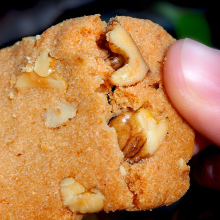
0;15;194;219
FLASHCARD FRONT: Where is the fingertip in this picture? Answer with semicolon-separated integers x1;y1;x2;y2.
163;39;220;146
163;39;185;108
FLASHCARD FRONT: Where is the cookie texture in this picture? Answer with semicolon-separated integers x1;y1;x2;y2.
0;15;194;219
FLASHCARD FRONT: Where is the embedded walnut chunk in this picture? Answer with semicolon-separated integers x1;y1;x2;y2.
119;165;127;176
15;71;67;90
44;102;77;128
109;108;168;162
178;158;190;173
15;53;67;90
60;178;104;214
131;108;168;159
34;51;52;77
105;54;125;70
106;23;149;86
109;111;133;151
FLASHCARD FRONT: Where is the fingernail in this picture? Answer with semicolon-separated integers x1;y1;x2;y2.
181;38;220;105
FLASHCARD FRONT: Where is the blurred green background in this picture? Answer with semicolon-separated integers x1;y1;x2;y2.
153;1;212;46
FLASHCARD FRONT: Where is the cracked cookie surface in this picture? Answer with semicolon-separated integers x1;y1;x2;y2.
0;15;194;220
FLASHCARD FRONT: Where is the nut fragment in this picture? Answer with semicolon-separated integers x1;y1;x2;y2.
15;53;67;90
107;23;149;86
109;108;168;162
44;102;77;128
34;51;52;77
105;54;125;70
178;158;190;173
109;111;133;150
15;71;67;90
119;165;127;176
60;178;104;214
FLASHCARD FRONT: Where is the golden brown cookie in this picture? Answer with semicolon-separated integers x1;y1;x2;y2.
0;15;194;219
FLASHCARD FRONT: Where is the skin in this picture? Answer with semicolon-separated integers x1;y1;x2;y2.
163;38;220;190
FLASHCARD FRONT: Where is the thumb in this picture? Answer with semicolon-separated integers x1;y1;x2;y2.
164;38;220;147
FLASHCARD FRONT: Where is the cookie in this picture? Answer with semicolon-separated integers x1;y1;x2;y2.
0;15;194;219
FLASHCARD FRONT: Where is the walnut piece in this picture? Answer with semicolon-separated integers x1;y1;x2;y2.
15;71;67;90
105;54;125;70
119;165;127;176
178;158;190;173
15;51;67;90
106;23;149;86
60;178;104;214
109;108;168;162
44;102;77;128
34;51;52;77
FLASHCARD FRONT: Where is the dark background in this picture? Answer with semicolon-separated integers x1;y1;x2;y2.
1;0;220;219
1;0;220;49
